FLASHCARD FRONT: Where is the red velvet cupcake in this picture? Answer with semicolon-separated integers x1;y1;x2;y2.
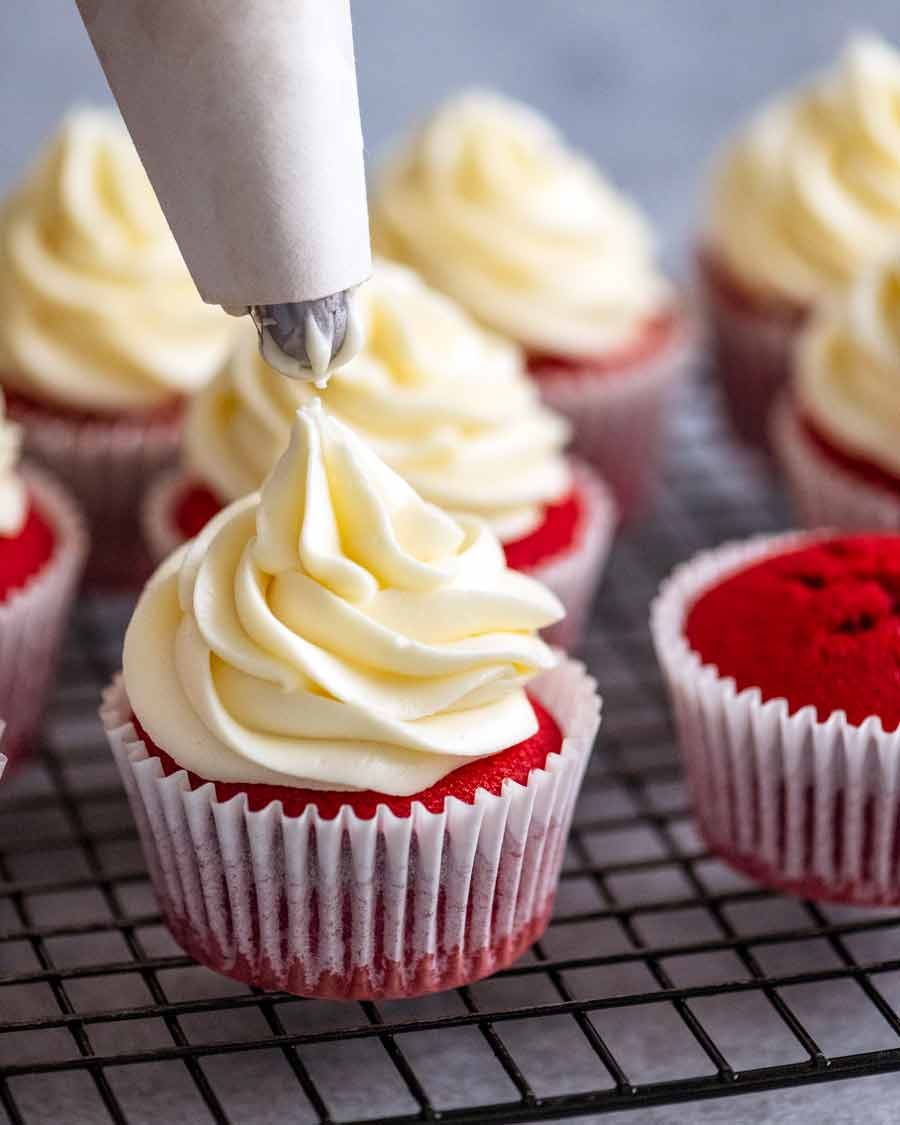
0;110;232;587
653;531;900;905
106;405;601;999
700;36;900;450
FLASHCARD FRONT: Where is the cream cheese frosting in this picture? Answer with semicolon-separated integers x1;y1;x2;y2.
187;260;572;541
371;90;670;358
0;393;27;537
124;402;563;795
0;109;233;413
796;253;900;473
708;35;900;305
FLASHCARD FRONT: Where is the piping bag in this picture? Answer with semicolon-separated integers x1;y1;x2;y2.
75;0;371;385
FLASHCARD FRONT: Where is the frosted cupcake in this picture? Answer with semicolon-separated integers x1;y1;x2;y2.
702;35;900;448
774;254;900;529
0;392;87;773
144;261;616;646
371;91;691;518
0;109;233;584
104;403;600;998
653;532;900;905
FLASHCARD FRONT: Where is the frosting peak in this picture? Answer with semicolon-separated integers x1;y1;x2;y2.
125;404;564;795
0;393;26;537
708;35;900;304
371;91;670;357
187;259;572;541
0;109;233;412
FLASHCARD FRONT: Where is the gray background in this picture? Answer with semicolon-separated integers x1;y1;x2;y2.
4;3;900;1123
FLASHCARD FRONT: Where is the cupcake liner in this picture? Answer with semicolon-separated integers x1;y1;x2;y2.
141;467;188;565
10;397;183;589
0;466;88;774
536;314;695;521
651;530;900;906
527;460;616;649
772;397;900;531
100;657;600;1000
697;248;808;451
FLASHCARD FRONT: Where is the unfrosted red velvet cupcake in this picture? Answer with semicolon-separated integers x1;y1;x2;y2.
0;110;232;586
371;92;693;519
0;399;87;773
142;262;616;646
700;36;900;450
653;532;900;906
106;404;601;999
773;254;900;531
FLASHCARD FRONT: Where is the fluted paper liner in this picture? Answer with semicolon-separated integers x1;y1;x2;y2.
651;531;900;905
772;397;900;532
77;0;371;306
0;467;88;773
101;658;600;998
142;460;617;649
537;311;695;520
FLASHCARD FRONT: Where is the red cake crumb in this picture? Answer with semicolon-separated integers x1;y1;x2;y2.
801;411;900;497
173;479;584;571
685;535;900;729
0;501;56;601
5;387;183;426
133;696;563;819
525;308;681;381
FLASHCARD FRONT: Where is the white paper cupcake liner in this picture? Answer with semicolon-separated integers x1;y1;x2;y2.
101;657;600;999
697;249;807;451
536;314;696;521
772;397;900;531
143;461;616;650
651;530;900;905
11;399;183;588
526;460;616;650
0;466;88;773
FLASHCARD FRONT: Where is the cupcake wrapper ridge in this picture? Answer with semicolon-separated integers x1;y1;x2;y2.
772;397;900;531
101;657;600;999
0;465;88;773
651;530;900;906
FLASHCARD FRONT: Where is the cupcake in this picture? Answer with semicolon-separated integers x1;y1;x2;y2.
773;254;900;530
0;392;87;774
104;402;600;999
370;91;692;519
0;109;234;585
701;35;900;448
652;531;900;905
143;260;616;646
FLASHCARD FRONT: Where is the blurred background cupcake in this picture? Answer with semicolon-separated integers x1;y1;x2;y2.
774;252;900;529
371;91;693;520
0;108;234;585
144;260;617;647
700;34;900;449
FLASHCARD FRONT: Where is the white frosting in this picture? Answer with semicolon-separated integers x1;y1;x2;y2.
796;252;900;473
708;35;900;304
0;393;26;537
0;109;234;412
187;261;571;541
372;90;670;357
125;402;563;795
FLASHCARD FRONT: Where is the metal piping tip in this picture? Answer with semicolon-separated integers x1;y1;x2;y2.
249;289;363;386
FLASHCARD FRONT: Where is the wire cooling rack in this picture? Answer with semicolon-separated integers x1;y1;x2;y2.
4;376;900;1125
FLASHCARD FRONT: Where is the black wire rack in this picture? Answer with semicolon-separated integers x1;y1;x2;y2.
4;376;900;1125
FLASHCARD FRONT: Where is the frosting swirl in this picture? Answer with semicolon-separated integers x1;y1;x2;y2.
796;253;900;472
371;91;670;357
0;109;233;412
708;35;900;305
125;402;563;795
0;393;26;537
187;260;572;541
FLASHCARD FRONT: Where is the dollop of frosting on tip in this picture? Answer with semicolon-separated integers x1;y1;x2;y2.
125;401;564;795
251;288;365;387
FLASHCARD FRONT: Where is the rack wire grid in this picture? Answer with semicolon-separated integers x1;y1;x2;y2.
4;374;900;1125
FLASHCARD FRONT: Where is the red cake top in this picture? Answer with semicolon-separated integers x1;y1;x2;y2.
684;535;900;729
0;501;55;601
